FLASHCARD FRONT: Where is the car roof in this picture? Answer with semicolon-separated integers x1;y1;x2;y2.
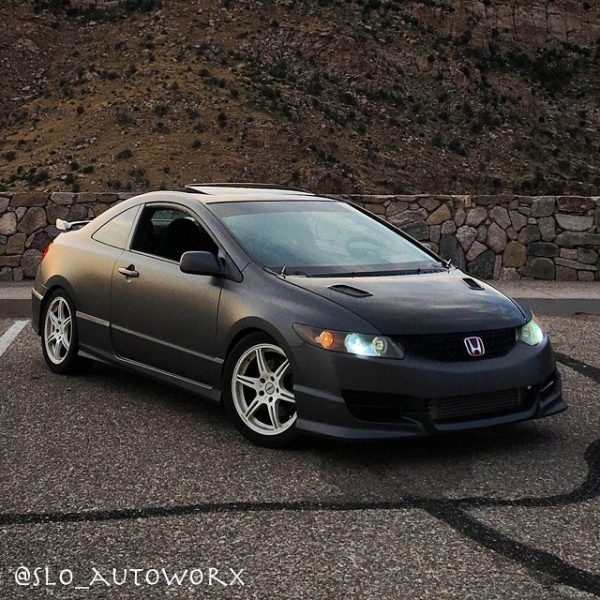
117;187;337;211
186;182;314;195
183;183;336;204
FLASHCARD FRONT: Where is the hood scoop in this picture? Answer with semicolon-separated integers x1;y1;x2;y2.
328;284;372;298
462;278;485;291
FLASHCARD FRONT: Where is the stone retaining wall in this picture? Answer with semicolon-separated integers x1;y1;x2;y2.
0;192;599;282
345;194;600;282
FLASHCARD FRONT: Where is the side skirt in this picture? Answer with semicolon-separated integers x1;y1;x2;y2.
78;346;222;404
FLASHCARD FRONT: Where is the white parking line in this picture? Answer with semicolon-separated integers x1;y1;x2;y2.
0;320;28;358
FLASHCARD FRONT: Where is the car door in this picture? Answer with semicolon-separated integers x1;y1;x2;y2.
110;202;223;385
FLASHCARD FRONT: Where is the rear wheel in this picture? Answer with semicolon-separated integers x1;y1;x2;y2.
224;333;299;448
41;289;90;374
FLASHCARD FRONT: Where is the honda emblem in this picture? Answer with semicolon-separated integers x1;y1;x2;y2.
464;336;485;357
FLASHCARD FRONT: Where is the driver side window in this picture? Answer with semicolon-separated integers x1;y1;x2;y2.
131;206;218;262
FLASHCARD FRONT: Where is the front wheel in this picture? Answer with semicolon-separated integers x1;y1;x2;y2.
41;289;90;374
223;333;300;448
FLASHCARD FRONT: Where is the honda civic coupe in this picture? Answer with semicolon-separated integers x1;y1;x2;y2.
32;184;566;447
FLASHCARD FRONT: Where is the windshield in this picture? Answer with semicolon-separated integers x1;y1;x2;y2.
210;200;441;276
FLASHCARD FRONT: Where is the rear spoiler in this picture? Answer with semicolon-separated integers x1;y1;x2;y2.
56;218;91;232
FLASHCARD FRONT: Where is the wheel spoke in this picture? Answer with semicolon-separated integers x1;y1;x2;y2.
267;401;281;429
49;312;59;328
273;359;289;381
236;374;260;390
57;300;66;321
279;388;295;404
63;316;72;329
60;335;70;352
255;347;270;377
46;331;58;344
244;397;261;419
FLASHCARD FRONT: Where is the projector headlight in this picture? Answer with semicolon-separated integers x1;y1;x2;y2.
293;324;404;359
517;315;545;346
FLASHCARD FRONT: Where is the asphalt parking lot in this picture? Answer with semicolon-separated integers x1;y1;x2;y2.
0;314;598;599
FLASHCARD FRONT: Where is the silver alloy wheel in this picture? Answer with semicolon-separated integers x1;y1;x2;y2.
232;343;296;436
43;296;73;365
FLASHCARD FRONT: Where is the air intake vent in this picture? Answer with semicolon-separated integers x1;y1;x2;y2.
328;285;372;298
463;278;485;290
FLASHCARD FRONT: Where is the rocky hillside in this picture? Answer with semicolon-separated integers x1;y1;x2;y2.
1;0;599;195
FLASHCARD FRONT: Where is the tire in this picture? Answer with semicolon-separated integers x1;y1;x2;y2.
223;332;300;448
41;289;91;374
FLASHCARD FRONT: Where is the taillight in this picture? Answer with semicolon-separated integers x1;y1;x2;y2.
41;243;52;261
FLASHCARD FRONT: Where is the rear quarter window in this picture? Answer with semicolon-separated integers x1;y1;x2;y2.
92;206;140;249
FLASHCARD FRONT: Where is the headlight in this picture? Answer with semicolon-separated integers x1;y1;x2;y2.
517;315;545;346
293;324;405;359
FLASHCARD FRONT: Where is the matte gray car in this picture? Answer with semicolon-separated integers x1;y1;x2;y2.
32;184;566;447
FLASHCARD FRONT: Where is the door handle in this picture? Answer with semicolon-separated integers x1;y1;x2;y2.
118;265;139;278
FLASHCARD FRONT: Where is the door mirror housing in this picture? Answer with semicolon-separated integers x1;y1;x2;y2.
180;251;222;276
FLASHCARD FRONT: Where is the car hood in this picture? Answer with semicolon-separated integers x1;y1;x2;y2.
287;270;528;335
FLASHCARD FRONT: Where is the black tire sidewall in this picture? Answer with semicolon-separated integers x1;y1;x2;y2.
223;332;300;448
41;289;81;374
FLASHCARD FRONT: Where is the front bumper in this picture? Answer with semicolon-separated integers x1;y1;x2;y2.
291;335;566;440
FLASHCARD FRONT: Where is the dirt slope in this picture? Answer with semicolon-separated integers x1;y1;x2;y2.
1;0;599;194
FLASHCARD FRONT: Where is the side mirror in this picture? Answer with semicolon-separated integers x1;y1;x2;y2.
180;251;222;276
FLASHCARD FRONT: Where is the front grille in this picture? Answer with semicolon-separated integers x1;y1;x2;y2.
429;389;526;423
343;387;534;424
343;391;426;423
396;328;516;362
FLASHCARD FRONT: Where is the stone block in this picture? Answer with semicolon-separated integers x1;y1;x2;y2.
555;266;577;280
386;201;409;217
10;192;49;207
454;207;466;227
499;267;520;281
402;220;429;241
578;248;598;265
503;241;527;268
441;220;456;235
389;208;427;227
0;255;19;267
440;235;466;270
555;232;600;247
523;257;555;280
554;258;597;272
489;206;511;229
21;249;42;278
518;225;541;244
555;214;594;232
17;207;47;235
418;197;440;212
465;207;487;227
6;233;26;255
556;196;594;213
538;216;556;241
456;226;477;251
467;250;496;280
427;203;451;225
466;241;487;261
530;197;555;217
0;267;13;282
0;212;17;235
50;192;75;205
528;242;559;258
578;271;595;281
486;223;507;253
